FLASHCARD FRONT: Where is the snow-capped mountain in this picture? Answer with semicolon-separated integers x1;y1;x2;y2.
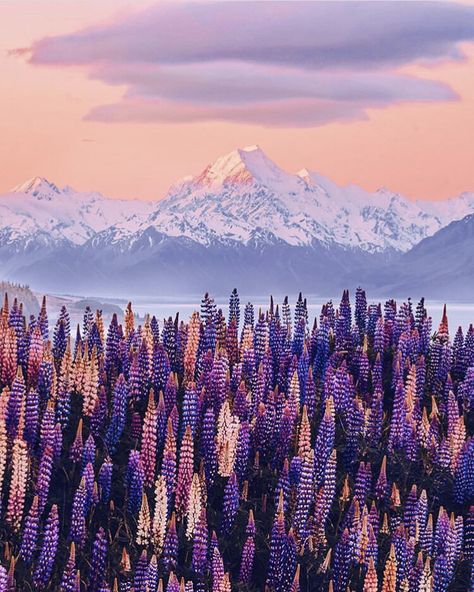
144;145;455;253
0;177;154;246
2;148;473;253
0;146;473;296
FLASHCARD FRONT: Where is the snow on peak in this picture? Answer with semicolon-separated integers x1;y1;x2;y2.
12;177;62;198
189;145;293;191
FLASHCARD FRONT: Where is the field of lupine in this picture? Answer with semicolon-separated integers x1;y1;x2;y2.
0;288;472;591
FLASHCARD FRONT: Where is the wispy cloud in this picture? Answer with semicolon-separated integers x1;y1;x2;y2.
25;1;474;127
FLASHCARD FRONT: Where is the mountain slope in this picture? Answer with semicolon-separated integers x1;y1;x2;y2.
364;214;474;298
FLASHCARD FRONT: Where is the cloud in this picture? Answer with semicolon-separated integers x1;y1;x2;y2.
26;1;474;127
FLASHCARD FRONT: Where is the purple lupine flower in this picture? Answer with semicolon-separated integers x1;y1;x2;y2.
239;511;255;585
266;508;285;590
133;550;148;592
433;554;450;592
162;513;178;572
313;398;335;487
89;527;108;592
464;506;474;562
166;572;180;592
454;437;474;504
293;450;314;540
273;405;293;470
69;419;84;463
69;478;87;548
221;472;239;534
354;462;371;506
36;444;54;513
235;420;250;482
24;387;39;448
82;434;96;470
146;555;158;592
98;458;113;504
90;385;108;438
104;374;129;453
6;369;25;439
280;528;298;592
192;508;209;576
60;543;77;592
274;459;290;513
20;496;40;564
392;524;408;586
127;450;144;514
333;528;351;592
82;461;96;513
33;504;59;588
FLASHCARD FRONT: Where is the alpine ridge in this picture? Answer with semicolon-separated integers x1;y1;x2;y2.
0;146;473;296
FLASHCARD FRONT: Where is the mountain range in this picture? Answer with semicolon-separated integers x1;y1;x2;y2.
1;145;473;298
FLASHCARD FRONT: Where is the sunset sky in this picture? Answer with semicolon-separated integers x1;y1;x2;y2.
1;0;473;201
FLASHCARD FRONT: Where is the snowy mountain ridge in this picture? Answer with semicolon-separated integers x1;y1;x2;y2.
1;146;473;254
147;145;473;253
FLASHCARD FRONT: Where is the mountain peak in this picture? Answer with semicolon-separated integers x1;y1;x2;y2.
192;145;290;190
12;177;62;198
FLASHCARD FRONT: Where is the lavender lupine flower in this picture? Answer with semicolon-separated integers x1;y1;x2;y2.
146;555;159;592
192;508;209;576
239;511;255;585
6;368;25;439
98;458;113;504
280;528;297;592
69;477;87;548
127;450;144;514
104;374;129;453
24;387;39;448
36;444;54;513
166;572;180;592
20;496;40;564
163;513;178;572
313;398;335;487
464;506;474;562
33;504;59;588
89;527;108;592
266;508;285;590
454;438;474;503
433;554;450;592
234;421;250;484
293;450;314;541
82;434;96;469
220;472;239;534
60;543;77;592
82;461;96;513
133;550;148;592
69;419;84;463
211;545;225;592
333;528;351;592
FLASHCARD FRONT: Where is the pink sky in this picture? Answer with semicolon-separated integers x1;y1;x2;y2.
0;0;473;201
